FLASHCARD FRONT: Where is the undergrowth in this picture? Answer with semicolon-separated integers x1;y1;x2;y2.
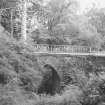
0;29;105;105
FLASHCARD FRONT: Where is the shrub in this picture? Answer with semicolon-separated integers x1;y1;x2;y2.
81;74;105;105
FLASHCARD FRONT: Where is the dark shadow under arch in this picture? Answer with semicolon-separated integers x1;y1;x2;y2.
37;64;61;95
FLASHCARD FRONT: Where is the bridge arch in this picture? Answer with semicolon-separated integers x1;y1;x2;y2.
37;64;61;95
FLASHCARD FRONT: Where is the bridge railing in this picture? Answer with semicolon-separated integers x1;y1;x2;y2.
33;44;100;54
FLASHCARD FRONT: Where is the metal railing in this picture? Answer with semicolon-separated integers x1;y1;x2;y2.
33;44;101;54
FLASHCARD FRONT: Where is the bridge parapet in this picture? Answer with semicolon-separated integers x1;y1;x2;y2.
33;44;100;54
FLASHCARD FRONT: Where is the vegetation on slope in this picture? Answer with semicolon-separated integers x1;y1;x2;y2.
0;0;105;105
0;25;105;105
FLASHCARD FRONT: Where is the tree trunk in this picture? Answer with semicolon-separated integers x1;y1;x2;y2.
21;0;27;43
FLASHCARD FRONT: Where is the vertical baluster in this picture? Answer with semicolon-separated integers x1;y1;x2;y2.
71;46;73;53
51;44;53;52
34;44;37;51
37;44;39;52
83;47;85;53
89;47;91;53
76;46;78;53
46;44;49;52
59;45;62;53
63;45;66;53
65;45;68;53
45;44;47;53
42;44;45;52
74;46;76;53
80;46;82;53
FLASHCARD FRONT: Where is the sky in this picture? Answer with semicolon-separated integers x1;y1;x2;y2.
77;0;105;14
44;0;105;14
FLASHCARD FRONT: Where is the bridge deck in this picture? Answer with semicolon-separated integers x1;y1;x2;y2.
24;44;105;56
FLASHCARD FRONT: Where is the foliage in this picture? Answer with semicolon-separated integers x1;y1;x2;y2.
0;0;17;9
0;27;105;105
0;9;12;33
28;0;103;48
81;74;105;105
86;8;105;49
87;8;105;37
0;24;84;105
29;0;78;45
1;1;105;105
0;0;103;48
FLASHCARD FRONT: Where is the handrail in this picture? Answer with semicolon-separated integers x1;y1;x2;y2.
21;44;105;56
33;44;100;53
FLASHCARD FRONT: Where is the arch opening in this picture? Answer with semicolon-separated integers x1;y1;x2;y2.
37;64;61;95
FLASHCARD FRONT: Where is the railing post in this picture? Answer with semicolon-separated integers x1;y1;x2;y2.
89;47;91;53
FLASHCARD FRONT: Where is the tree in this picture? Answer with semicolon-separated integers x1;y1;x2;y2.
46;0;78;36
0;0;17;8
86;8;105;49
29;0;79;45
